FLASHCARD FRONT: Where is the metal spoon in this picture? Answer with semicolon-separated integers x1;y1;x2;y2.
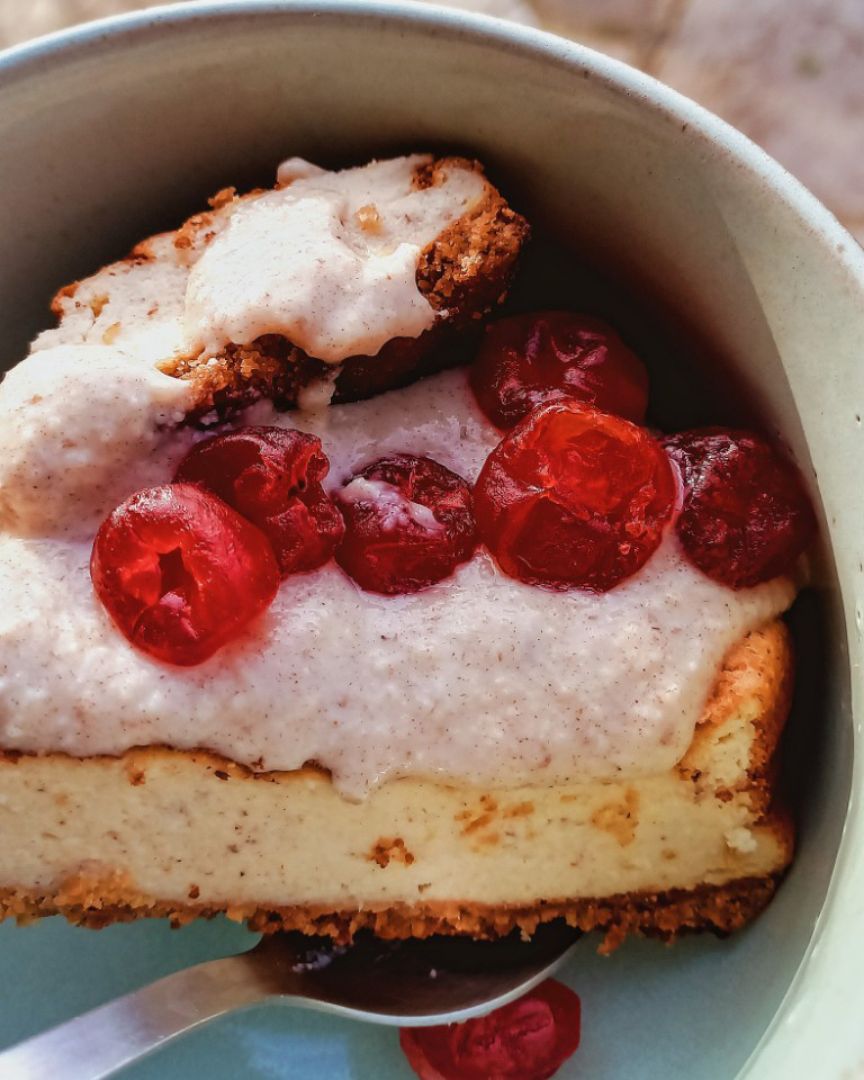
0;923;579;1079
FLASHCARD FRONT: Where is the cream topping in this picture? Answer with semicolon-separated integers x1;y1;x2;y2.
295;369;340;413
184;156;487;362
0;369;794;798
339;477;443;533
276;157;327;186
0;345;196;538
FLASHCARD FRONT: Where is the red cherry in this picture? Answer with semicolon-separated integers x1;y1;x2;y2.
90;484;279;666
175;427;344;577
335;454;476;594
399;979;581;1080
475;402;677;591
470;311;649;430
663;428;816;588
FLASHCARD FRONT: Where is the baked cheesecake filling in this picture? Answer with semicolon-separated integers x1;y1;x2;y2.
184;155;487;362
0;369;793;799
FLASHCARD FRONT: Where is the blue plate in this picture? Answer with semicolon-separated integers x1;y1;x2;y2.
0;915;788;1078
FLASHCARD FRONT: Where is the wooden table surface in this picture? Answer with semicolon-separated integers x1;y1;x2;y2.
1;0;862;242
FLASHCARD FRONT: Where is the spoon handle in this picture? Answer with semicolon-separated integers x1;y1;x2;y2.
0;951;273;1080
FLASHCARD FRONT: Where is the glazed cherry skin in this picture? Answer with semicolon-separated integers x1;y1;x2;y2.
470;311;649;430
399;979;581;1080
90;484;280;666
175;427;344;578
335;454;477;595
475;401;677;592
664;428;817;588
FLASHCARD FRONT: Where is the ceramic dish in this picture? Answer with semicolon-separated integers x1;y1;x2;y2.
0;3;862;1077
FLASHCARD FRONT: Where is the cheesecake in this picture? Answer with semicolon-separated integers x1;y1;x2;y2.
0;154;812;950
0;619;791;950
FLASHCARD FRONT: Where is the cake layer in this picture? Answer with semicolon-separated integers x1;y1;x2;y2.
0;624;793;947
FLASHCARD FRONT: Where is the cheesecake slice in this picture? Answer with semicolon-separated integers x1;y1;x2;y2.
0;364;797;948
0;621;791;950
0;153;808;950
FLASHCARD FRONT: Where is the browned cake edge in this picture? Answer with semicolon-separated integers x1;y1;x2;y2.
0;868;787;954
679;620;794;815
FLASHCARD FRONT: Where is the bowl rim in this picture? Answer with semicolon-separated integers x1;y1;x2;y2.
1;3;863;1076
1;0;862;273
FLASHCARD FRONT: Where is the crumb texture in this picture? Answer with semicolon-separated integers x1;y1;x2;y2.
0;873;782;952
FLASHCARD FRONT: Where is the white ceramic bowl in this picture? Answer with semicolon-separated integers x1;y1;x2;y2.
0;3;862;1076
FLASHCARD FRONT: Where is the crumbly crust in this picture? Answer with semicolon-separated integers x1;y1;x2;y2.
413;158;530;321
0;870;783;953
157;156;529;416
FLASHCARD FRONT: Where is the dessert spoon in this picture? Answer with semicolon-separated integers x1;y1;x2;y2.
0;923;579;1079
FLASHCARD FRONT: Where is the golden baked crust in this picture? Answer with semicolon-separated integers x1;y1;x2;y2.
156;156;529;416
0;871;784;954
413;158;529;322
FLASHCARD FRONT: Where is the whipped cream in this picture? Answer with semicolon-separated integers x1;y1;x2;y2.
339;477;443;533
184;156;487;362
0;345;196;538
0;369;794;798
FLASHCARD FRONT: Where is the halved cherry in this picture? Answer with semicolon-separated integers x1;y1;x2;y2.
90;483;279;666
664;427;816;588
470;311;649;430
335;454;476;594
475;402;677;591
399;979;581;1080
175;427;344;577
